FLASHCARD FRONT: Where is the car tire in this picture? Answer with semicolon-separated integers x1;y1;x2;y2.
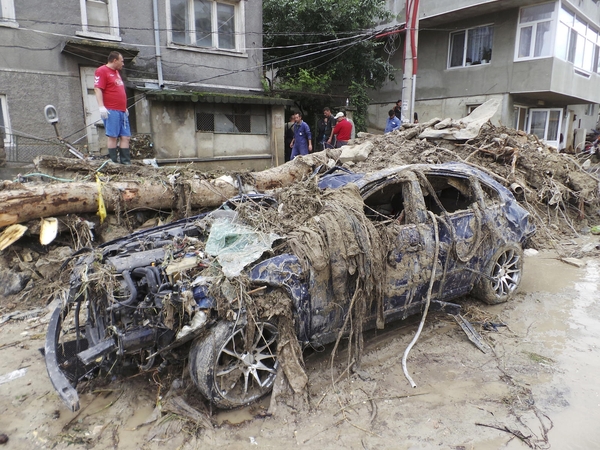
473;243;524;305
189;320;279;409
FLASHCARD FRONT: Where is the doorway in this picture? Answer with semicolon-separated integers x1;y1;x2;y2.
79;66;102;153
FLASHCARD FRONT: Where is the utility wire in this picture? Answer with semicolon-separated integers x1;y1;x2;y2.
3;21;388;143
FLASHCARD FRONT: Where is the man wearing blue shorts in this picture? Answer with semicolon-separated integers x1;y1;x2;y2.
94;51;131;165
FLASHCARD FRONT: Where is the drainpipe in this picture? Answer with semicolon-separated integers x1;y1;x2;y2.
402;0;420;123
152;0;164;88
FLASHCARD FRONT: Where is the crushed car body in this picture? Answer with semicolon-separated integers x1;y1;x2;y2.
45;162;535;411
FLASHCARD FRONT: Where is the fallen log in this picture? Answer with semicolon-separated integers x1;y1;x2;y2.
34;155;158;177
0;149;341;227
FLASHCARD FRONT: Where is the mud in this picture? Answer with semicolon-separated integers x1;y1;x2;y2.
1;246;599;449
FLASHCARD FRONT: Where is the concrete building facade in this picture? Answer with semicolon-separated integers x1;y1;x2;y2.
371;0;600;151
0;0;289;170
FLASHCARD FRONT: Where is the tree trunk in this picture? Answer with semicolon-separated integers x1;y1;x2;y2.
0;149;341;227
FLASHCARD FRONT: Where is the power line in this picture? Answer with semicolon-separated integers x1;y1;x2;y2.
18;16;373;38
2;18;389;143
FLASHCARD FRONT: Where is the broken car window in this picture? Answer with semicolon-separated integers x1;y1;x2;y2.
421;175;474;214
363;182;405;223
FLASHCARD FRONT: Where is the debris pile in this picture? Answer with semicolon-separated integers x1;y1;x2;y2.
129;133;155;159
346;120;600;249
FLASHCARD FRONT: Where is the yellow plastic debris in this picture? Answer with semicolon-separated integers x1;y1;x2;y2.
40;217;58;245
0;224;28;251
96;174;107;224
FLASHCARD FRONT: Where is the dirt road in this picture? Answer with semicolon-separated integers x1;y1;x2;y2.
1;248;599;449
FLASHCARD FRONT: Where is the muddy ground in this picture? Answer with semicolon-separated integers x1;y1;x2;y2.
1;244;599;450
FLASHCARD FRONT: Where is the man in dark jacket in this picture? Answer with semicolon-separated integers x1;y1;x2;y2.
284;114;295;162
316;107;336;151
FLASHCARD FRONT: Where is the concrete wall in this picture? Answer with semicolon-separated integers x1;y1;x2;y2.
150;102;270;158
148;101;285;168
0;3;88;145
378;0;545;30
119;0;263;90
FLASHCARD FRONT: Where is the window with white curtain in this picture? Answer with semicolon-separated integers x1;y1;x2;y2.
515;3;555;60
555;5;600;73
169;0;243;51
448;25;494;68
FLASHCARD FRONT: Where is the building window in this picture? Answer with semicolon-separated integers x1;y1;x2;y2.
585;104;595;116
77;0;120;40
196;104;267;134
0;0;16;26
448;25;494;68
0;95;12;147
513;105;528;131
169;0;243;51
528;108;562;148
467;104;482;115
516;3;555;60
556;6;600;73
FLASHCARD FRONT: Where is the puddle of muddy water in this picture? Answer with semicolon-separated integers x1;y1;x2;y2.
498;254;600;450
214;396;271;426
541;259;600;450
520;251;582;293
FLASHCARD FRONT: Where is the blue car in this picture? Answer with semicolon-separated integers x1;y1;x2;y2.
45;162;535;411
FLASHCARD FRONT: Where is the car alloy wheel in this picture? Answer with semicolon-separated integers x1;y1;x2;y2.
473;243;524;305
190;320;278;408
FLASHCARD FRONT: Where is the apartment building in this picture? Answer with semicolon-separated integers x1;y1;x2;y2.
372;0;600;150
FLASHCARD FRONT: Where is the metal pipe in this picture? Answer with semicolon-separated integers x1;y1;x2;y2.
107;270;138;311
510;183;524;195
152;0;164;88
132;267;158;293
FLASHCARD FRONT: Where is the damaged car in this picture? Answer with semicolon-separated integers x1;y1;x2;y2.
45;162;535;411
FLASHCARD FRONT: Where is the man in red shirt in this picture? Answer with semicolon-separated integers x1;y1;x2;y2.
327;111;352;148
94;51;131;165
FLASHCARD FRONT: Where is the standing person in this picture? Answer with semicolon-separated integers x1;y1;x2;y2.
284;114;295;162
384;109;401;133
394;99;408;124
290;112;312;159
316;107;336;151
328;112;352;148
94;51;131;165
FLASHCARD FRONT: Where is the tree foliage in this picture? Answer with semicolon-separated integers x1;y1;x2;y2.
263;0;393;131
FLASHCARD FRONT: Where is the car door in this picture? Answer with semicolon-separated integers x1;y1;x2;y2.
361;170;442;321
418;171;486;299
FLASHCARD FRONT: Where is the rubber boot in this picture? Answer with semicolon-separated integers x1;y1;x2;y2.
119;148;131;165
108;148;118;163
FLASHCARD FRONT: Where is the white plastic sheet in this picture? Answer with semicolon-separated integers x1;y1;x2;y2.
205;217;280;278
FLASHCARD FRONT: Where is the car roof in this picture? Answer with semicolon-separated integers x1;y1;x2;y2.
319;162;513;202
